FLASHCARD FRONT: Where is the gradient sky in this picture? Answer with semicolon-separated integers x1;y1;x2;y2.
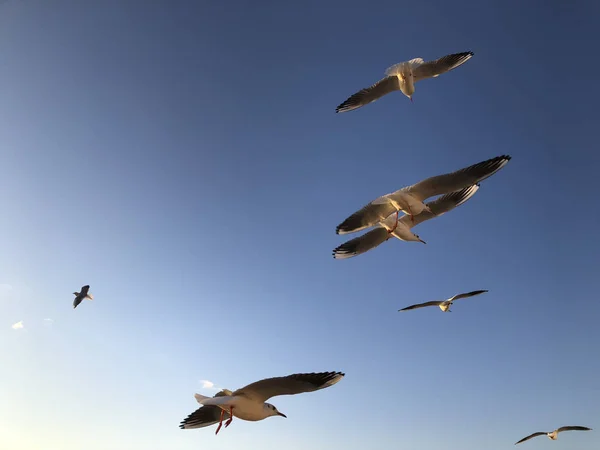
1;1;599;449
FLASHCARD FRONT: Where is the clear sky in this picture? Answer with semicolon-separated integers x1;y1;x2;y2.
1;0;599;449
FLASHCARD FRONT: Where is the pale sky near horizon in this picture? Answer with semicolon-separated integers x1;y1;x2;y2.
1;1;599;449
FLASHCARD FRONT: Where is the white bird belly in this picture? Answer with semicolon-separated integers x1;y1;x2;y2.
400;77;415;97
220;397;268;422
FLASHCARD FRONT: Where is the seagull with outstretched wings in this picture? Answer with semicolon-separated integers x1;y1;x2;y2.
73;285;93;309
336;51;474;112
399;290;489;313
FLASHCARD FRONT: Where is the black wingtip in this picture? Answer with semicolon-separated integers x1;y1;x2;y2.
332;242;355;259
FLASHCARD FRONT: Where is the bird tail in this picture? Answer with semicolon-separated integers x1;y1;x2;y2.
86;294;94;300
384;58;424;76
194;393;211;404
195;394;233;407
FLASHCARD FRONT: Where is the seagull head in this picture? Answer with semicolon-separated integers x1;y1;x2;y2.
410;233;426;244
264;403;287;419
73;291;79;296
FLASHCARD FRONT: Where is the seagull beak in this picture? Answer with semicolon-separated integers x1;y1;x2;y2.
277;412;287;418
409;96;413;103
418;238;426;244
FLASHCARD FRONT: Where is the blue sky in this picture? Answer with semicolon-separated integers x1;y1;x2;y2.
1;0;599;449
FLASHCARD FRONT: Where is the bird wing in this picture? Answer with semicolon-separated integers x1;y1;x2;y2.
403;155;510;201
179;405;230;429
399;184;480;229
336;76;400;113
515;432;548;444
448;290;489;301
556;426;592;433
179;389;232;429
412;51;474;82
333;227;393;260
233;371;344;403
336;195;401;235
398;300;443;311
73;295;83;309
80;285;90;295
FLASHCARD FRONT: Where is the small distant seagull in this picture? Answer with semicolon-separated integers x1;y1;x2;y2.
181;371;344;435
180;389;234;430
399;290;488;313
72;285;93;309
336;51;474;112
335;155;511;235
515;426;592;445
333;184;479;259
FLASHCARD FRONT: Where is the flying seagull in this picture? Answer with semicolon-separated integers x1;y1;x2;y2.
399;290;488;313
72;285;93;309
515;426;592;445
336;155;511;235
336;51;474;112
180;389;233;430
181;371;344;435
333;184;479;259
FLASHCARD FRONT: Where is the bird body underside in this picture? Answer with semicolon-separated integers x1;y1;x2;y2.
439;302;452;312
200;395;269;421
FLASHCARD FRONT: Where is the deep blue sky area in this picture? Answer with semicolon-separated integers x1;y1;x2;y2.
1;1;599;449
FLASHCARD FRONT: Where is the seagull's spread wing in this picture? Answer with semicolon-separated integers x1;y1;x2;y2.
179;405;229;429
233;372;344;403
413;51;474;82
73;295;83;309
556;426;592;433
335;193;398;234
179;390;232;429
515;432;548;444
80;285;90;295
403;155;510;201
333;227;392;259
336;195;400;235
449;290;488;301
398;300;443;311
336;76;400;113
400;184;480;229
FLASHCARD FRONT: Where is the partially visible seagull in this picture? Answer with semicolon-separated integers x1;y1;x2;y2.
182;371;344;435
333;184;479;259
336;51;474;112
73;285;93;309
399;290;488;313
515;426;592;445
335;155;511;235
180;389;233;430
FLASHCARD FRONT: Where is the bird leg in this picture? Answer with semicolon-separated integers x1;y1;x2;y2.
388;211;399;234
408;205;415;223
215;408;225;435
224;406;234;428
